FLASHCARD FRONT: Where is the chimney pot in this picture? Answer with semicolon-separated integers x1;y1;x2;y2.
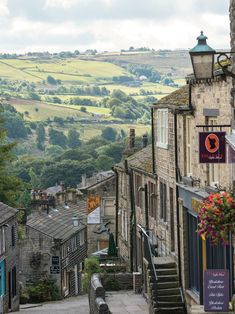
142;134;148;148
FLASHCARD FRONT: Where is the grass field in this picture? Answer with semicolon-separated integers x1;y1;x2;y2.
0;58;128;84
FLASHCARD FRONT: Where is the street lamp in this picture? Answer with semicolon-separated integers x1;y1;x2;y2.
189;31;235;80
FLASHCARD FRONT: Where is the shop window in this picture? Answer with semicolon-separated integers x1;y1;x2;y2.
157;109;168;148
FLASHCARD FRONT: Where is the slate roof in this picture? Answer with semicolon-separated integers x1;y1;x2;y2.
115;145;153;175
153;85;189;107
0;202;18;225
27;200;87;242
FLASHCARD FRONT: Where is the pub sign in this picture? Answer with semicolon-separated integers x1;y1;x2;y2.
204;269;229;312
199;132;226;163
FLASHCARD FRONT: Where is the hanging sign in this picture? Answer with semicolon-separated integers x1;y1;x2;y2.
204;269;229;312
199;132;226;163
87;195;101;224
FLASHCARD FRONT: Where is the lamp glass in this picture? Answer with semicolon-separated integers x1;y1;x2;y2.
191;53;214;80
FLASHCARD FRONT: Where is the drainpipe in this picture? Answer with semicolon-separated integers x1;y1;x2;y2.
125;160;137;272
112;167;119;248
174;112;182;287
144;184;149;235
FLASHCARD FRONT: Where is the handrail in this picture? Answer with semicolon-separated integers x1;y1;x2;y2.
137;224;158;282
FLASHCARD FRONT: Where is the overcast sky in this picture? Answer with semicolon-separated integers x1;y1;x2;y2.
0;0;230;53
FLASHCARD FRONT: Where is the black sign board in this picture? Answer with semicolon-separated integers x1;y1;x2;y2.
199;132;226;163
50;266;60;274
204;270;229;312
52;256;60;265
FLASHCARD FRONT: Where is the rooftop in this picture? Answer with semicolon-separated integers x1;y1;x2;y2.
0;202;18;225
27;200;87;242
153;85;189;107
116;145;153;175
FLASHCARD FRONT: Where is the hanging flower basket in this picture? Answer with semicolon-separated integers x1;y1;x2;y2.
198;192;235;245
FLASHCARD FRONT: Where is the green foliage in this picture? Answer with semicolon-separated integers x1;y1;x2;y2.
3;110;27;139
44;145;64;158
36;123;45;150
29;168;41;189
96;142;124;163
27;276;60;303
95;155;115;171
101;127;117;141
28;92;41;101
67;129;81;149
48;128;67;148
102;275;120;291
82;257;101;293
47;75;58;85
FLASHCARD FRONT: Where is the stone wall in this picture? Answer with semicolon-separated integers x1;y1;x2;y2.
89;274;110;314
101;273;133;291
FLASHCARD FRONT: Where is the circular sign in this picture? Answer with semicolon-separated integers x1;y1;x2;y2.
205;133;220;153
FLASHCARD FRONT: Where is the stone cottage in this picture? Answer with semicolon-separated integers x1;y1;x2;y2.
19;201;87;298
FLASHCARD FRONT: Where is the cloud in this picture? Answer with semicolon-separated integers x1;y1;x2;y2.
0;0;230;53
0;0;9;16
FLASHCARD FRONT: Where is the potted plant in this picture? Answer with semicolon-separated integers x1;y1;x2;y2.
198;192;235;245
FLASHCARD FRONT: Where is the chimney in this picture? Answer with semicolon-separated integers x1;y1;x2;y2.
142;134;148;148
129;129;135;149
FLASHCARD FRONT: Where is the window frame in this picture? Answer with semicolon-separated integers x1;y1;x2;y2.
157;109;168;149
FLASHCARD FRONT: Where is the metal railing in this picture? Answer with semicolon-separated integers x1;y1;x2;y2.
138;224;157;282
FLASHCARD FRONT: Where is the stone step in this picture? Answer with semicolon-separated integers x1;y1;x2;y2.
157;287;180;296
154;306;185;314
156;268;177;276
155;262;177;269
154;257;176;269
158;301;184;308
157;294;182;302
157;281;180;289
157;275;179;282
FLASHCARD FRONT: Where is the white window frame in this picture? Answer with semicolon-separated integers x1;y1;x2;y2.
157;109;168;149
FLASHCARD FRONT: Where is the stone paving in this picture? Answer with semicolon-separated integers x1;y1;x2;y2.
16;291;148;314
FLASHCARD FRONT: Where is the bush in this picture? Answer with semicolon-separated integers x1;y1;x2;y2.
82;257;101;293
102;275;120;291
27;276;60;303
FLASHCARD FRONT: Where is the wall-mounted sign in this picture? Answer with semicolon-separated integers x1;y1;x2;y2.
204;269;229;312
87;195;101;224
50;265;60;274
52;256;60;266
199;132;226;163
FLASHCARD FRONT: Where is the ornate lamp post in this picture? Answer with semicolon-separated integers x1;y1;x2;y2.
190;31;235;79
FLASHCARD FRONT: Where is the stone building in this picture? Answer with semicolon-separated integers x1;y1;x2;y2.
0;203;19;313
78;172;116;256
19;201;87;298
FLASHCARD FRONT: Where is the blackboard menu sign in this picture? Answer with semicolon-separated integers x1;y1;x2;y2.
204;270;229;312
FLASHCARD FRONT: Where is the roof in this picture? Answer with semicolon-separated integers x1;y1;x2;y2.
26;200;87;241
77;171;114;189
153;85;189;107
0;202;18;225
44;185;62;195
116;145;153;175
80;175;115;192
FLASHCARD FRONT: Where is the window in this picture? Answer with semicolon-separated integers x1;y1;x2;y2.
157;109;168;148
160;182;167;222
148;182;157;219
12;266;17;298
80;230;85;246
135;174;143;208
71;236;77;252
186;117;192;176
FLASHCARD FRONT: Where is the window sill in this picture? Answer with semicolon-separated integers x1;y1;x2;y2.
157;143;168;149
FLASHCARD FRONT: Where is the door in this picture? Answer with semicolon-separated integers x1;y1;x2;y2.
8;271;11;310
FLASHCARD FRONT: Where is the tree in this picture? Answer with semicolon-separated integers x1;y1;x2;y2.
48;128;67;148
95;155;115;171
0;110;22;205
47;75;57;85
101;127;117;141
36;123;45;150
44;145;64;158
67;129;81;149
